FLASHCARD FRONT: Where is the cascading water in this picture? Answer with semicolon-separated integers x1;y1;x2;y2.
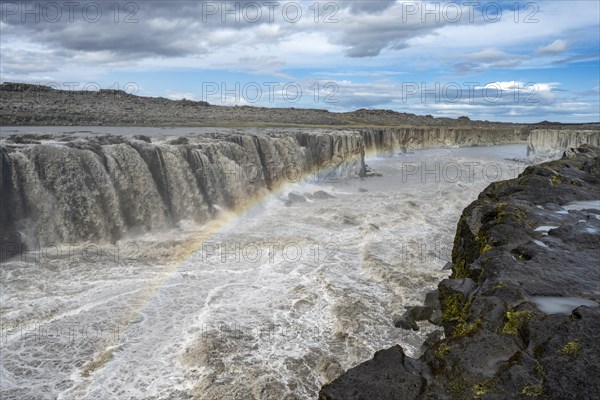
0;127;528;399
527;129;600;159
0;130;365;253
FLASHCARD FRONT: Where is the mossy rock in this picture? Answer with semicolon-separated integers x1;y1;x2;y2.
503;310;535;336
560;340;581;356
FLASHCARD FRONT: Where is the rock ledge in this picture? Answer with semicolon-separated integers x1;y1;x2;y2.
320;146;600;400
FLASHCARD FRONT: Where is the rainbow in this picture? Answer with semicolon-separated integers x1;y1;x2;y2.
79;148;377;381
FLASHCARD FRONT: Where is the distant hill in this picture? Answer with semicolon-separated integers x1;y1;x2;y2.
3;82;598;129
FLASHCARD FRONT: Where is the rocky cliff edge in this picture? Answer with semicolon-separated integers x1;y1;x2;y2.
320;145;600;400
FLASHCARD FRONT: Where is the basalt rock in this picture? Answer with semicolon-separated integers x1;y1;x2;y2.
319;346;427;400
288;192;308;203
313;190;335;200
0;130;365;253
394;306;435;331
319;145;600;400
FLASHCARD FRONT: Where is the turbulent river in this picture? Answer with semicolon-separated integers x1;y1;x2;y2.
0;132;528;399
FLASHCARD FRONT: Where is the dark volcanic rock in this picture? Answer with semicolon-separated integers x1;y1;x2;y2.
133;135;152;143
319;146;600;400
288;192;307;203
313;190;335;200
319;346;427;400
394;315;419;331
394;306;434;331
167;137;189;145
526;306;600;399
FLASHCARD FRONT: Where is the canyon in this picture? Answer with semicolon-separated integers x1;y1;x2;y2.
1;83;599;399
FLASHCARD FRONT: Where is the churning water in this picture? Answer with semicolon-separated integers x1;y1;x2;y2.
0;143;528;399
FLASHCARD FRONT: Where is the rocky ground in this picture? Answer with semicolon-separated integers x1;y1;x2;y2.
2;82;598;131
320;146;600;400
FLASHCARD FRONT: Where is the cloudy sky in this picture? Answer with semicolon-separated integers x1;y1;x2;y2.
1;0;598;122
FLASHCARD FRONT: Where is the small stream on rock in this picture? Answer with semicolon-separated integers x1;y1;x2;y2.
1;141;528;399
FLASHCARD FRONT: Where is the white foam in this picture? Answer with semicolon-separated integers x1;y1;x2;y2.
0;144;530;399
529;296;599;315
534;226;558;233
562;200;600;211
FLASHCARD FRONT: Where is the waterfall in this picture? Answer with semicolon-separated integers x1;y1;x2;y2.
0;131;365;256
527;129;600;158
1;126;532;258
360;126;528;156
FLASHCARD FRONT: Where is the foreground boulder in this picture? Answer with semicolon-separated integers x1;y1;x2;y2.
313;190;336;200
319;346;427;400
320;145;600;400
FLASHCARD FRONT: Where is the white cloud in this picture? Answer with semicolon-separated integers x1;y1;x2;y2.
165;91;200;101
2;1;597;79
537;39;569;55
1;1;598;122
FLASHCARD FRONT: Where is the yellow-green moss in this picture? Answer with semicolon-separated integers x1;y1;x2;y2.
535;361;544;376
551;174;561;185
453;319;482;337
475;232;487;247
502;311;534;335
494;282;507;290
522;383;543;397
495;203;506;223
480;244;493;255
475;230;496;257
561;340;581;355
435;343;451;359
446;374;469;398
453;258;469;279
496;204;529;225
473;380;494;397
441;293;469;323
